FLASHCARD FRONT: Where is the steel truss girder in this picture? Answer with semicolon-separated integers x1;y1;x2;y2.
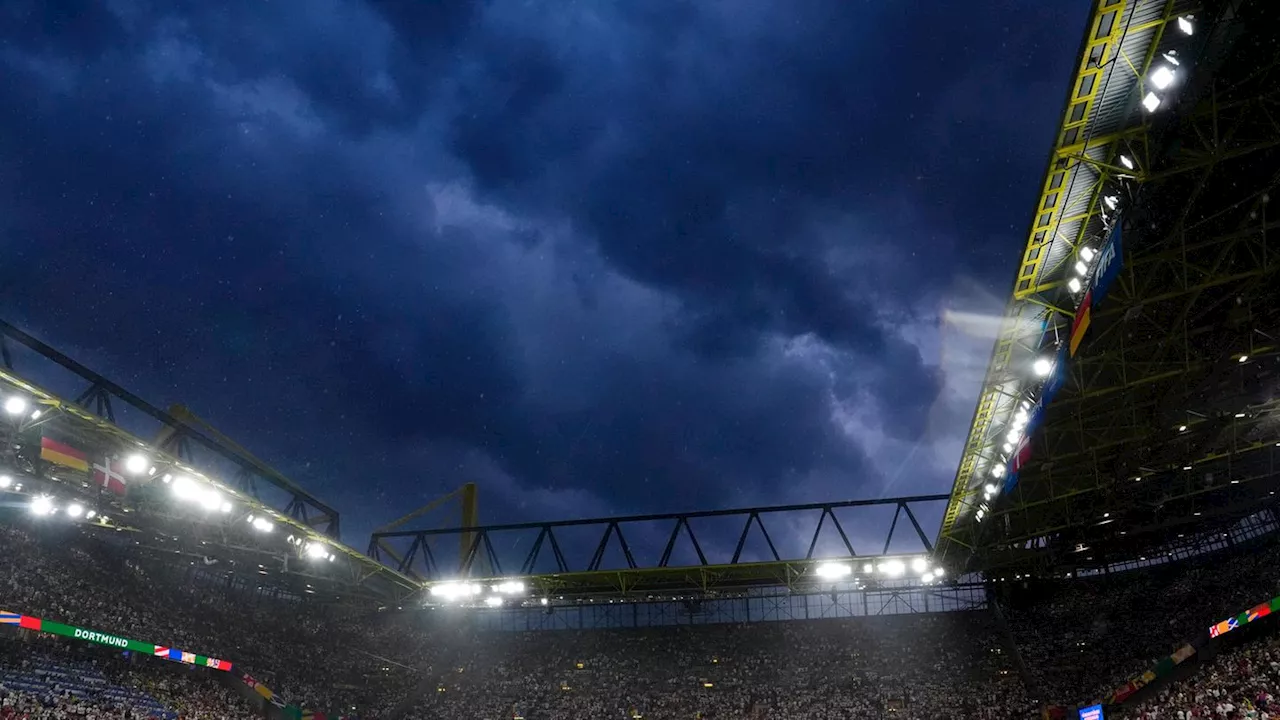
370;495;947;596
0;319;341;538
947;7;1280;568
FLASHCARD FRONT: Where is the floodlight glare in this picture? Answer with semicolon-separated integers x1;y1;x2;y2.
911;557;928;573
1177;16;1193;35
3;396;28;416
1032;358;1053;377
815;562;852;580
67;503;84;518
990;466;1005;480
1080;246;1096;262
0;475;11;489
1150;65;1175;91
305;542;328;559
124;453;150;474
922;571;934;583
881;560;905;577
1068;277;1083;293
484;596;503;608
1142;91;1161;113
1118;155;1134;170
984;483;998;495
31;495;54;516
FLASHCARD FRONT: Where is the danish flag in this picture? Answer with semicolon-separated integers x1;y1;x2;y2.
92;458;127;495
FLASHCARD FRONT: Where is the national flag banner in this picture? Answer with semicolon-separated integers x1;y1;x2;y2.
40;437;90;472
181;651;196;664
92;457;127;495
0;612;20;625
18;615;41;632
205;657;230;671
154;646;170;657
1069;290;1093;357
1247;601;1271;623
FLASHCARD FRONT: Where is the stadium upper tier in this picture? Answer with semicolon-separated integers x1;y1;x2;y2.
939;0;1280;575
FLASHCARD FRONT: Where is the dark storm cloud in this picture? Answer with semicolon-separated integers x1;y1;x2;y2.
0;0;1085;544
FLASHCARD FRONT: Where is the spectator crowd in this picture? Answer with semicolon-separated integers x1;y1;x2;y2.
1;515;1280;719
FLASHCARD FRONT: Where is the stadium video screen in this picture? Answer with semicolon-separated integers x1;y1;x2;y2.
1079;704;1104;720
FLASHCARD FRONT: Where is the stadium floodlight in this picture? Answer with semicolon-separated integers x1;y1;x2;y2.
30;495;54;516
86;510;96;519
493;580;526;595
1177;15;1193;35
934;568;944;578
3;396;28;416
305;542;328;559
921;571;934;583
0;474;11;489
220;502;232;513
1150;65;1176;91
66;503;84;518
984;483;998;495
199;489;222;512
1118;155;1134;170
880;559;905;577
990;466;1005;481
124;453;150;475
1142;91;1161;112
910;557;928;573
30;410;41;419
251;517;274;533
815;562;852;580
1032;358;1053;378
1162;51;1180;67
540;597;549;606
1067;277;1083;294
1178;425;1188;432
1102;196;1118;212
1080;246;1096;262
429;582;482;600
1005;429;1020;445
171;476;197;500
1239;355;1249;363
484;596;503;608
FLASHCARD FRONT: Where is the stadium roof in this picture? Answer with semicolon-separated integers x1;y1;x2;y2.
0;328;420;604
939;0;1280;574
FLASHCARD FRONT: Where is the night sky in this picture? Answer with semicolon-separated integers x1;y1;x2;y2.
0;1;1086;556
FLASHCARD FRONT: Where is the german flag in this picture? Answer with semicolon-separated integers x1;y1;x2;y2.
40;437;89;472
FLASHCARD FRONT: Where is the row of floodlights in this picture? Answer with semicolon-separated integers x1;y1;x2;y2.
814;558;944;584
1141;20;1192;114
429;580;527;606
974;17;1195;524
26;494;109;524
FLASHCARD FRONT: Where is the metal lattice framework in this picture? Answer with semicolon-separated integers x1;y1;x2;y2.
371;494;948;597
941;0;1280;573
0;324;419;601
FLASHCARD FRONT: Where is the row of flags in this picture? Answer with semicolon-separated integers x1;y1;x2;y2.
38;436;127;495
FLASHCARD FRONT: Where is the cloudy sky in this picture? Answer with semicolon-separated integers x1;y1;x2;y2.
0;1;1084;562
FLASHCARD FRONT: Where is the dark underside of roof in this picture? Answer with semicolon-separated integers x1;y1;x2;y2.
968;0;1280;575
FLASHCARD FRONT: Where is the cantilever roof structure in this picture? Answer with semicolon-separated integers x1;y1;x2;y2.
937;0;1280;570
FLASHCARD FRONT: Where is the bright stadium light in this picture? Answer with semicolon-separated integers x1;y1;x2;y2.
1162;51;1180;67
1068;277;1083;294
220;501;233;513
1005;429;1021;445
1002;442;1013;454
1177;15;1194;35
171;476;197;500
1142;91;1162;113
1080;246;1096;262
0;475;11;489
484;596;503;608
305;542;328;559
251;517;274;533
66;503;84;518
1102;196;1118;212
30;495;54;516
911;557;928;573
984;483;998;495
124;453;150;474
990;467;1005;481
85;510;96;520
199;489;222;512
934;567;945;578
880;559;905;577
815;562;852;580
921;571;934;583
1032;357;1053;377
1118;155;1134;170
1150;65;1176;91
493;581;526;595
4;396;28;416
430;582;482;600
